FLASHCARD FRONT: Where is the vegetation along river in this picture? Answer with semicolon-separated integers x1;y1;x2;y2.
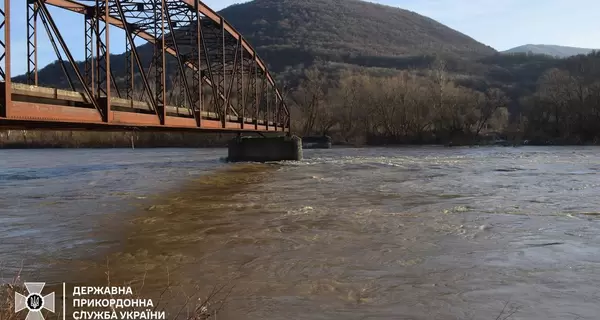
1;147;600;319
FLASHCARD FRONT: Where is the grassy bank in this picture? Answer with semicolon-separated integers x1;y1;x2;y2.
0;130;237;149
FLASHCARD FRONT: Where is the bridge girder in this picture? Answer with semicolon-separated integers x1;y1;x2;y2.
0;0;290;132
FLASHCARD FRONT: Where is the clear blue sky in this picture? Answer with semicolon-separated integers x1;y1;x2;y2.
9;0;600;77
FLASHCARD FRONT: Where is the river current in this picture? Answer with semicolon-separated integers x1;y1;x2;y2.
1;146;600;319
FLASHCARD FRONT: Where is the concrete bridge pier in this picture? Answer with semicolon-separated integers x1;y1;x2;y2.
227;135;303;162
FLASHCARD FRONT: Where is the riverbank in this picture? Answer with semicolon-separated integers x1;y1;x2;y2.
0;130;235;148
1;129;599;149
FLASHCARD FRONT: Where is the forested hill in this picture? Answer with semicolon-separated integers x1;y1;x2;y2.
219;0;497;72
14;0;497;86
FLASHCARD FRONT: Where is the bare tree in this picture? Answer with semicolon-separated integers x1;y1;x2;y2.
292;67;328;136
475;88;511;136
537;68;572;137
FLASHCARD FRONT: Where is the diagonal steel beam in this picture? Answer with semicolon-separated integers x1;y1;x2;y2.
165;2;196;122
38;9;76;91
35;0;101;117
113;0;158;114
198;20;219;117
225;36;241;116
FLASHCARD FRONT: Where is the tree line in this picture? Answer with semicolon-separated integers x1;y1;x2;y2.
519;52;600;144
290;52;600;146
290;59;510;145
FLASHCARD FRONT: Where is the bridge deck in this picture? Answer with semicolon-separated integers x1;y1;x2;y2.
0;83;287;132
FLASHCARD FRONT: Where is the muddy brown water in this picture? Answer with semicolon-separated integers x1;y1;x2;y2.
1;147;600;319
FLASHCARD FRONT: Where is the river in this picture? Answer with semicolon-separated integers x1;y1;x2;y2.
1;146;600;319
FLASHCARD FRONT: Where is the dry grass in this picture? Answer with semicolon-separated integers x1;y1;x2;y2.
0;268;27;320
0;264;233;320
0;282;20;320
105;263;234;320
494;300;521;320
1;265;529;320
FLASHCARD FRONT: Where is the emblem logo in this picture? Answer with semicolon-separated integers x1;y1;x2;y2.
15;282;55;320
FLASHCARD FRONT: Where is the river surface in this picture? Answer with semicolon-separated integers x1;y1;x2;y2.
1;146;600;319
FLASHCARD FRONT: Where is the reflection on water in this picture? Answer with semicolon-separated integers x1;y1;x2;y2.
2;146;600;319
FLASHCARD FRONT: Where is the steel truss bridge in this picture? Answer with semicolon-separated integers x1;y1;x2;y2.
0;0;290;133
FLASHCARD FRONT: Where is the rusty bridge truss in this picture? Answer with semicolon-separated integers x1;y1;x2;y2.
0;0;290;133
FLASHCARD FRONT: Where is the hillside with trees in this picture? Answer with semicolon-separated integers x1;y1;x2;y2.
218;0;496;72
14;0;497;86
290;52;600;145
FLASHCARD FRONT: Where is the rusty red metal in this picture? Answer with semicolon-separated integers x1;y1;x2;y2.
1;0;11;119
0;0;290;133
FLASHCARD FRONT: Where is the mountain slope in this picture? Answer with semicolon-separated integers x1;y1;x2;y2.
15;0;496;86
503;44;596;58
219;0;496;71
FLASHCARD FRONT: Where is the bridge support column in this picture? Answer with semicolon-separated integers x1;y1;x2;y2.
227;135;302;162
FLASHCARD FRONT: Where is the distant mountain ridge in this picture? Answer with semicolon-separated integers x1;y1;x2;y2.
503;44;597;58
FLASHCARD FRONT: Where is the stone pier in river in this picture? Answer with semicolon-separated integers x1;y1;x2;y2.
227;135;303;162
